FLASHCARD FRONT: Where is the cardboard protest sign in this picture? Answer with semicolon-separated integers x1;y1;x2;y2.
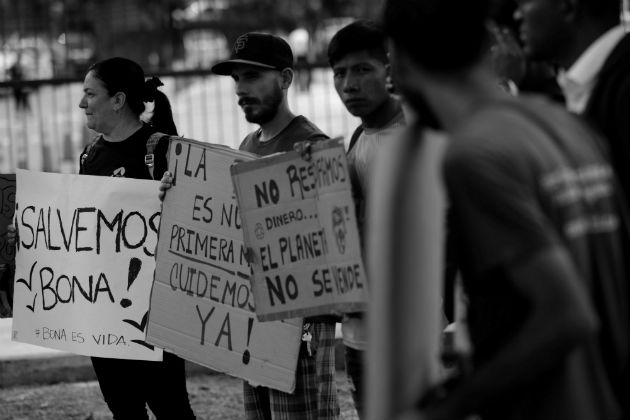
366;133;448;419
12;170;163;360
0;174;16;318
231;138;368;321
146;138;302;393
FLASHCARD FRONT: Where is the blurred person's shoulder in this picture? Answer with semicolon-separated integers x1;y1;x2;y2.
445;94;607;178
448;95;564;154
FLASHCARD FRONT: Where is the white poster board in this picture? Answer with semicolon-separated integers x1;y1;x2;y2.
231;139;368;321
146;138;301;393
12;170;162;361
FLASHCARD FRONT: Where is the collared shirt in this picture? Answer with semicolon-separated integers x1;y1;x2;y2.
557;25;626;114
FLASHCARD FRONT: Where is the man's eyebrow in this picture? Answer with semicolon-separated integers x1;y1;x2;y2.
232;69;259;78
352;59;374;66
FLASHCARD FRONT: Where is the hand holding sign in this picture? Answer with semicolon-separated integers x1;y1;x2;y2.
158;171;174;202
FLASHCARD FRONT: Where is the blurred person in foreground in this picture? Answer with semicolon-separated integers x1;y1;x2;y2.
379;0;630;419
78;57;195;420
515;0;630;206
327;19;407;419
212;32;339;420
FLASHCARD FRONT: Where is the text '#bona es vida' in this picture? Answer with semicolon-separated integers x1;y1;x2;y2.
34;327;128;346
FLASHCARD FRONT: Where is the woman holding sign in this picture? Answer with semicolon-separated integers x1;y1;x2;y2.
77;57;196;420
7;56;195;419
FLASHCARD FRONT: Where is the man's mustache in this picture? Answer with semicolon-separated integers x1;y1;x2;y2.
238;97;259;106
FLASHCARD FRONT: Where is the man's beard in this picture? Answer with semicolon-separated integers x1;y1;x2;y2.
242;86;283;125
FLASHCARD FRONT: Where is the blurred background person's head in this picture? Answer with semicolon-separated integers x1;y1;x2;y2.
514;0;621;67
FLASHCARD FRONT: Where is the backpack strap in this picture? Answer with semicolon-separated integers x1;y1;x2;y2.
347;125;364;152
145;132;169;180
346;124;365;250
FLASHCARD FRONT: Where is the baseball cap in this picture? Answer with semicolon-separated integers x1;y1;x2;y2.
211;32;294;75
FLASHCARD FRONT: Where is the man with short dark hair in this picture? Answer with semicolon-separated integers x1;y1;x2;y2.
515;0;630;203
327;20;406;420
380;0;630;419
211;32;339;420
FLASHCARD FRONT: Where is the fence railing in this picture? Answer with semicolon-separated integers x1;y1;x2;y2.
0;66;359;173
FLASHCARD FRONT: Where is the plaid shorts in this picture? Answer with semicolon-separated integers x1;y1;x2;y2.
243;322;339;420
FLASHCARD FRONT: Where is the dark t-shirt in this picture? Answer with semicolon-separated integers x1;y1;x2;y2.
79;123;168;180
239;115;328;155
444;96;629;419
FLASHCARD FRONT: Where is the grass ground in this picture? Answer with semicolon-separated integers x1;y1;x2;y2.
0;371;360;420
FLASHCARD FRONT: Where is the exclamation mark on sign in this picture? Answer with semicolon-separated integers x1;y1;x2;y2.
242;317;254;365
120;258;142;308
172;142;184;186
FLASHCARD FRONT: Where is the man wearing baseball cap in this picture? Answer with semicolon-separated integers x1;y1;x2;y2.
211;32;329;152
212;32;340;420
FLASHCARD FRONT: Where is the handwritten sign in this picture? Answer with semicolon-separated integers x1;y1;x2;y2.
231;138;368;321
146;138;301;393
0;174;16;318
11;170;163;361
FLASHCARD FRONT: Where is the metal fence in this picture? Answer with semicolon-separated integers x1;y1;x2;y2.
0;0;365;173
0;67;359;173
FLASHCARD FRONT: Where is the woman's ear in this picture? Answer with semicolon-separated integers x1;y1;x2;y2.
112;91;127;112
